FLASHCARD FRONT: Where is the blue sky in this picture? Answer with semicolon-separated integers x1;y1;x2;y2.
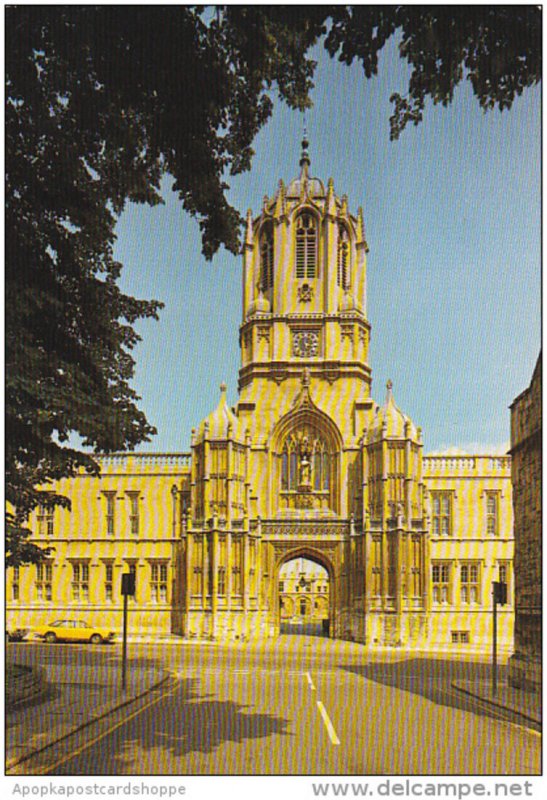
114;38;540;455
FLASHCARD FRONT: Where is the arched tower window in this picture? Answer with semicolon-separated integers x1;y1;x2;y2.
295;213;317;279
260;222;274;291
337;224;350;289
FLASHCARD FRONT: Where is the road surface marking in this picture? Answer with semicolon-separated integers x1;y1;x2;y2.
305;671;316;691
305;671;339;745
316;700;341;745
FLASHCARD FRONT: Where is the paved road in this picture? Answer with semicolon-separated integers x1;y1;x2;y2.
13;636;542;775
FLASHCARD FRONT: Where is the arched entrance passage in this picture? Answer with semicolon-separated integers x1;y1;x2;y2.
275;548;334;638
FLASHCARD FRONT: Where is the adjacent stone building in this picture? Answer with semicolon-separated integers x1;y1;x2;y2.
6;142;514;648
508;355;541;689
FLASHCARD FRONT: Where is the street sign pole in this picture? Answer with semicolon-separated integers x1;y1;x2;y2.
122;590;128;692
121;571;136;692
491;580;507;698
492;582;498;697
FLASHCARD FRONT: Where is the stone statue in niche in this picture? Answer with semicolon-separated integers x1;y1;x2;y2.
298;435;312;490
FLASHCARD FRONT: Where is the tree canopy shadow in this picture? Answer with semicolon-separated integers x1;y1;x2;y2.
339;655;540;729
66;677;294;775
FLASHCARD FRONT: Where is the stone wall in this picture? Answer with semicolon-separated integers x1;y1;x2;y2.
509;355;542;690
6;663;50;710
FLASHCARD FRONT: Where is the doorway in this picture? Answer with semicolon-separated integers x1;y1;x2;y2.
278;556;330;637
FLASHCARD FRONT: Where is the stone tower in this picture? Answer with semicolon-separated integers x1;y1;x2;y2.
183;139;428;643
5;140;515;652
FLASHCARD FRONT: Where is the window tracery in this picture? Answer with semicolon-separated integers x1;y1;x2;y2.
260;222;274;291
280;428;331;492
295;213;317;279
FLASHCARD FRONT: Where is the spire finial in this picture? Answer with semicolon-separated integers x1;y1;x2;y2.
386;380;394;403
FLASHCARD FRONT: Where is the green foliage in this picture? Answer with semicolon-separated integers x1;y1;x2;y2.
324;6;541;139
5;6;541;564
5;6;324;564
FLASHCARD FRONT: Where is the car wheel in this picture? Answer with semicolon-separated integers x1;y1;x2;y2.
44;632;57;644
90;633;103;645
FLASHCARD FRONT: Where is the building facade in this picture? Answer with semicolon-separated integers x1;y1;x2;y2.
508;355;541;689
6;143;514;648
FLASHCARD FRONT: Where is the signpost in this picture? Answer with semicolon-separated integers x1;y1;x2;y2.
121;571;136;691
491;580;507;696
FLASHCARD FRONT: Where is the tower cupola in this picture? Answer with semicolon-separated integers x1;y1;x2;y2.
369;380;419;442
194;383;243;444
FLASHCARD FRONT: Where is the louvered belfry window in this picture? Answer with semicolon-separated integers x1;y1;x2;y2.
295;213;317;279
260;223;274;291
337;225;350;288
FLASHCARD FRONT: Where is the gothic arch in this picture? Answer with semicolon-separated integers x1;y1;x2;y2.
274;547;335;633
289;200;322;224
337;221;351;290
293;209;319;280
269;406;343;517
276;546;334;580
271;404;343;453
258;219;274;293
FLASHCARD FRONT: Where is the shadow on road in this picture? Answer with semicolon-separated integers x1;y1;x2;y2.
103;677;294;774
339;656;528;726
280;622;327;637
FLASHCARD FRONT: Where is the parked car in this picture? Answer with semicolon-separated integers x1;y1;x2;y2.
32;619;116;645
7;628;29;642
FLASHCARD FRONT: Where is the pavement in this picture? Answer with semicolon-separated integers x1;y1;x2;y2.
5;640;541;773
5;658;169;772
452;678;541;727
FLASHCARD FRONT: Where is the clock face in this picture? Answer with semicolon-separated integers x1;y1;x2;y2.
292;329;320;358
